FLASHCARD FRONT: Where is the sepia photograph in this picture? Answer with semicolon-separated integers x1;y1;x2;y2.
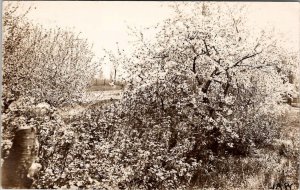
1;1;299;189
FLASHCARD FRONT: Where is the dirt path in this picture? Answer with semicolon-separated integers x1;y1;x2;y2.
58;90;122;121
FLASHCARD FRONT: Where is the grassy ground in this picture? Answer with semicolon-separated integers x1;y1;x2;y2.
87;85;124;92
190;106;300;189
241;106;300;189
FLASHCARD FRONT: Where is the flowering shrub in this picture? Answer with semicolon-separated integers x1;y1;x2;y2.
2;4;97;110
29;95;292;189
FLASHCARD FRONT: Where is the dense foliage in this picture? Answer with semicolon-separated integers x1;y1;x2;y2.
2;4;97;109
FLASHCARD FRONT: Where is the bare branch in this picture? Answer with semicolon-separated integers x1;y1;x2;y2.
230;51;262;69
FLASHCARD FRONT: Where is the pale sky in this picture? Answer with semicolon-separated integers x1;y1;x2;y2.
4;1;299;78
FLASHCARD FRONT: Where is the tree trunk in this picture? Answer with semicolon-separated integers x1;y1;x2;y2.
1;127;37;189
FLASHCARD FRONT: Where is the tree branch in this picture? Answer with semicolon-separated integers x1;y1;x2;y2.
230;51;262;69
